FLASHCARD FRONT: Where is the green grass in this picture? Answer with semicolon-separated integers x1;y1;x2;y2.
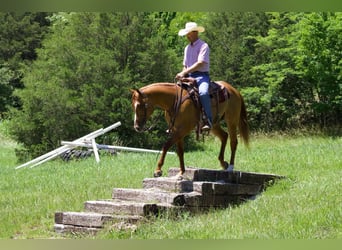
0;121;341;239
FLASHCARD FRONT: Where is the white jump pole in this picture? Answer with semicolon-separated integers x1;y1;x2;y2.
60;141;176;155
16;121;122;169
91;139;100;163
15;128;104;170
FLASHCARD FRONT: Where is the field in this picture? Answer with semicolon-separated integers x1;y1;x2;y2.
0;121;341;239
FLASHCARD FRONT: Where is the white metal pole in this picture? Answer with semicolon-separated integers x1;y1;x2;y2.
91;139;100;163
102;121;121;134
15;121;122;169
15;128;104;170
61;141;175;155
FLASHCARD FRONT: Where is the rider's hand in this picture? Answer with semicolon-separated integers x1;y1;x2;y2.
175;72;185;80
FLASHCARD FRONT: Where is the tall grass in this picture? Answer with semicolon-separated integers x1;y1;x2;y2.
0;121;341;239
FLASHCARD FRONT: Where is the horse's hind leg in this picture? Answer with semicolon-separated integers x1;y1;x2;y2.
211;125;229;170
227;122;238;171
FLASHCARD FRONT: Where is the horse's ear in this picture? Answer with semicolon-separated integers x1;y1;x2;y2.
130;88;142;96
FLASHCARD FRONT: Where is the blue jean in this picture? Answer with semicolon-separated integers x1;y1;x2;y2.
189;72;212;124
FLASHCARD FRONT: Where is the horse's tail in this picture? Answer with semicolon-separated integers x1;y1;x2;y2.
239;94;250;147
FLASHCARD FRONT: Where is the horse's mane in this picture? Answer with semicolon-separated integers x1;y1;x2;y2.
140;82;175;91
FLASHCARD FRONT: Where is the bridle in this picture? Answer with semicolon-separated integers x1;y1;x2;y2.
134;82;182;133
134;89;163;132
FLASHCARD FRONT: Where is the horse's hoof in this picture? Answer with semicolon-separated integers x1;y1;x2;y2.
223;162;234;172
153;170;163;178
226;164;234;172
176;172;184;180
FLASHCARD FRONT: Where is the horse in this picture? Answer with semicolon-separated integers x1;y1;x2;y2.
130;81;249;178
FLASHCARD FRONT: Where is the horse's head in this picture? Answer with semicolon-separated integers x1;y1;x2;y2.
130;88;153;132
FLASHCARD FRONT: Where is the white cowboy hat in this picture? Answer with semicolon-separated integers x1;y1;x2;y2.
178;22;205;36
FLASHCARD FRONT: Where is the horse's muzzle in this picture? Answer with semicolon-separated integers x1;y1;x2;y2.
134;124;144;132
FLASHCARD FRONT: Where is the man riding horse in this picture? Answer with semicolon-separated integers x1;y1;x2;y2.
176;22;212;131
131;22;249;178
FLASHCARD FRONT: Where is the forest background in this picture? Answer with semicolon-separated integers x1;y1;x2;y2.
0;12;341;160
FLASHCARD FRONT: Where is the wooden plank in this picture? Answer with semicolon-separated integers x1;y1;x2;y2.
54;224;100;234
55;211;143;228
84;200;158;216
112;188;186;206
202;182;262;195
54;212;114;228
143;177;261;195
182;192;252;207
142;177;194;193
168;167;284;185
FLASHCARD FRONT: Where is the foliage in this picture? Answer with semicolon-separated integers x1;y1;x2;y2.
0;12;50;117
8;12;179;158
3;12;342;159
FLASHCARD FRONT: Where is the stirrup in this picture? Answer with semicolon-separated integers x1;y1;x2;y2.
201;124;211;131
201;120;212;131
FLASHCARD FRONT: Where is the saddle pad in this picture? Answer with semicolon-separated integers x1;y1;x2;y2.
209;81;229;103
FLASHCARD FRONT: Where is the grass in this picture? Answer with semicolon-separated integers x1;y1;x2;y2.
0;121;341;239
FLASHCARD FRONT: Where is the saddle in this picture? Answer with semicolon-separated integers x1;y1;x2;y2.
175;77;230;137
177;77;229;108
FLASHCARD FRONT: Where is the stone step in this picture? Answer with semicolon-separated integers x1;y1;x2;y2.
142;177;194;193
143;177;262;196
168;167;284;185
84;199;186;217
54;223;100;234
112;188;186;206
54;168;285;235
183;192;253;208
84;200;159;216
54;211;143;228
198;181;262;196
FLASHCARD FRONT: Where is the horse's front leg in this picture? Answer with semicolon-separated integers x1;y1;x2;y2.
154;138;175;177
176;138;185;177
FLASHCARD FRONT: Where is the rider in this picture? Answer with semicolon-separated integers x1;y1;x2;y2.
176;22;212;131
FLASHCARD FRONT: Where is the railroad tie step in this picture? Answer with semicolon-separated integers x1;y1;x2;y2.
143;177;194;193
112;188;186;206
143;177;262;196
54;211;143;228
84;200;159;216
168;167;285;186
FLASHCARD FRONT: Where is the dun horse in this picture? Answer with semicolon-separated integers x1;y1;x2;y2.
131;81;249;178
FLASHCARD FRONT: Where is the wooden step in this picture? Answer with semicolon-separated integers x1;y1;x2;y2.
54;223;100;234
55;211;143;228
197;181;262;196
112;188;186;206
84;200;158;216
55;211;113;228
168;167;284;185
143;177;262;195
54;168;285;235
142;177;194;193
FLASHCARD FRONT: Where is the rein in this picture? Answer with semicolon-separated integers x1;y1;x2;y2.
136;88;165;132
137;82;183;134
168;80;183;133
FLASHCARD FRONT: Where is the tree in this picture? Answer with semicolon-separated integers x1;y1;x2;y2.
251;12;342;130
0;12;50;117
205;12;270;86
9;12;180;159
294;12;342;127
